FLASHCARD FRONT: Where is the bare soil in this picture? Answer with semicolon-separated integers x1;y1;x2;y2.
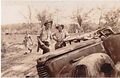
1;34;48;77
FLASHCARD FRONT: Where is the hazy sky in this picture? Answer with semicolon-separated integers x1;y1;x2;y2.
1;0;120;25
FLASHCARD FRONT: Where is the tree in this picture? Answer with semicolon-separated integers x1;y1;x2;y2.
71;8;94;33
28;5;32;27
36;9;53;28
98;8;120;28
19;5;33;29
104;9;120;27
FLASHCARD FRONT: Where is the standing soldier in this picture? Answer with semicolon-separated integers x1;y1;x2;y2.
23;31;33;54
37;20;53;54
52;24;70;49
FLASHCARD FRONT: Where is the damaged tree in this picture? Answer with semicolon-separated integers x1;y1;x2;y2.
19;5;33;29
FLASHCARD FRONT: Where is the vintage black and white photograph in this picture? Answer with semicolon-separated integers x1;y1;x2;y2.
1;0;120;77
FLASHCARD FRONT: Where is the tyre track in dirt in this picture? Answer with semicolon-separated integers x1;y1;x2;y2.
2;50;41;77
2;51;29;71
2;54;28;74
1;44;39;71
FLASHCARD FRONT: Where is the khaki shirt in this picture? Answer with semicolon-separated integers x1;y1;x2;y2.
52;30;69;41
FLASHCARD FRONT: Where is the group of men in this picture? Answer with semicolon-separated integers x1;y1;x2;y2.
37;20;70;54
23;20;115;54
24;20;70;54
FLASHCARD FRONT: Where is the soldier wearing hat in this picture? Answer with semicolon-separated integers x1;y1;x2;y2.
37;20;53;54
52;24;70;49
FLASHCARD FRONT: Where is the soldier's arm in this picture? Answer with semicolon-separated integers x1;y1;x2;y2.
39;28;43;39
37;28;44;45
29;36;33;44
52;32;58;42
63;31;70;41
65;30;70;37
37;36;44;45
37;36;49;50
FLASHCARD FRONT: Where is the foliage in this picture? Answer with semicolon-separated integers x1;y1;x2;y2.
102;9;120;27
71;8;94;33
71;8;120;33
36;10;53;28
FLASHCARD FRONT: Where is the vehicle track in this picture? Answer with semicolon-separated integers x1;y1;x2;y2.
2;50;41;77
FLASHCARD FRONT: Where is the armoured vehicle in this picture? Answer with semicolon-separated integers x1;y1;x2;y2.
36;27;120;77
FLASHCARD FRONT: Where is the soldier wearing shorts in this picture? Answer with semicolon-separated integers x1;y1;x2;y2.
37;20;53;54
23;31;33;54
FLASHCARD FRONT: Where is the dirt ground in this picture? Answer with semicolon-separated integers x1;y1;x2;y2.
1;34;55;77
